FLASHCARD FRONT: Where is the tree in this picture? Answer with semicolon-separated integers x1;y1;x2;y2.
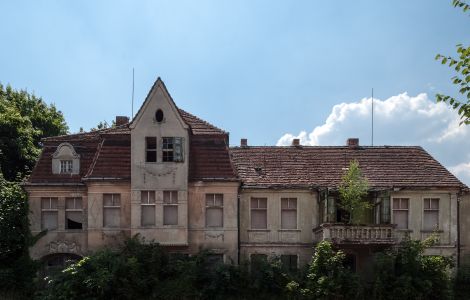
435;0;470;125
300;241;362;300
338;160;370;224
0;83;68;181
0;173;37;296
372;235;453;300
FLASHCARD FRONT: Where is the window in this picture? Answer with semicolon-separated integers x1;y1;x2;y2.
251;198;267;229
65;197;83;230
163;191;178;225
103;194;120;228
162;137;184;162
281;255;298;272
41;197;58;230
250;254;268;272
392;198;409;229
141;191;156;226
145;137;157;162
206;194;223;228
206;254;224;266
281;198;297;229
155;109;164;122
423;198;439;231
60;160;73;174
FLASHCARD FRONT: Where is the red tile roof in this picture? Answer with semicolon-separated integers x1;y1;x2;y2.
229;146;467;189
178;109;226;135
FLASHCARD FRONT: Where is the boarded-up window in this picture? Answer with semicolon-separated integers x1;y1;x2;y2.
145;137;157;162
41;197;58;230
281;255;298;272
206;194;223;227
65;197;83;230
141;191;156;227
392;198;409;229
251;198;267;229
103;194;120;228
162;137;184;162
163;191;178;225
281;198;297;229
423;198;439;231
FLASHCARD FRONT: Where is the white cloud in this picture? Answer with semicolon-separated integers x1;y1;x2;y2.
277;92;470;186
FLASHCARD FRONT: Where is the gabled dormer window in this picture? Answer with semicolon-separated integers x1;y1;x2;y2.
52;143;80;175
162;137;184;162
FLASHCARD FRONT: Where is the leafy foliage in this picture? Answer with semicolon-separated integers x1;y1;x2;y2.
285;241;362;300
435;0;470;125
0;83;68;180
0;173;37;296
338;160;370;224
38;236;297;300
372;236;453;300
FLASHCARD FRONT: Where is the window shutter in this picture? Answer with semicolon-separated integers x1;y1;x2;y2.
174;137;184;162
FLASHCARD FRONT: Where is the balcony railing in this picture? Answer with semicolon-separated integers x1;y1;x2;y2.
313;223;397;245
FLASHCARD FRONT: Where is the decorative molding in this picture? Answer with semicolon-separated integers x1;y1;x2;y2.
48;240;81;254
52;142;80;159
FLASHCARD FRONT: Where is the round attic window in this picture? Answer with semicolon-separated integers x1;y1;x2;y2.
155;109;164;122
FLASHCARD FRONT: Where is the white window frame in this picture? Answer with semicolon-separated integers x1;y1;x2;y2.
162;137;184;162
60;160;73;174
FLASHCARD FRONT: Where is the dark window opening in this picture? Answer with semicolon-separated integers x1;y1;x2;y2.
67;217;82;229
344;254;356;272
281;255;298;272
146;137;157;162
155;109;164;122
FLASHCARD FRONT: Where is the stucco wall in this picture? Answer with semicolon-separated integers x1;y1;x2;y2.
187;181;239;263
239;189;318;265
26;185;88;260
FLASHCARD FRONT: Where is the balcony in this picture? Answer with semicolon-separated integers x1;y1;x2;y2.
313;223;397;245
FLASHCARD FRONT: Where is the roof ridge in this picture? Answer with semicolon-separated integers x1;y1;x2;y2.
42;124;130;142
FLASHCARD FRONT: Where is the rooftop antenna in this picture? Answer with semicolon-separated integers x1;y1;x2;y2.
371;88;374;146
131;68;135;120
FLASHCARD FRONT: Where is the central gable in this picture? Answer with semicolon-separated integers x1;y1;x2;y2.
130;78;188;131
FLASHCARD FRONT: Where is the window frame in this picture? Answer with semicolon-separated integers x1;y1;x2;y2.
205;193;224;228
280;254;298;272
60;160;73;174
250;197;268;229
392;198;409;230
141;191;156;227
103;193;121;228
280;198;297;230
162;137;184;162
163;191;178;225
423;197;440;231
65;197;83;230
145;137;157;163
41;197;59;231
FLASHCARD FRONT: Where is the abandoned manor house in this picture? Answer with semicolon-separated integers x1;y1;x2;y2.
24;78;470;274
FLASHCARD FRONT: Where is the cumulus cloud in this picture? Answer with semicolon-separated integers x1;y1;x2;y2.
277;92;470;186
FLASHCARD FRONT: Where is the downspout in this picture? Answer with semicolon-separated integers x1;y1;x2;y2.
237;192;241;264
457;191;462;268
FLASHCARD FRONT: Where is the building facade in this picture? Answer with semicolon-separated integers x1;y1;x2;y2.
25;78;470;273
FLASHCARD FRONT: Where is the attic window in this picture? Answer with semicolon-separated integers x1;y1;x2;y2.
155;109;164;123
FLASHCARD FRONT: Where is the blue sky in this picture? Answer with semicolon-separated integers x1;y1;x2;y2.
1;1;470;184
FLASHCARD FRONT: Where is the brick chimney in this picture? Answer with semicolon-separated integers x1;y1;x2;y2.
115;116;129;126
240;138;248;147
292;139;300;146
347;138;359;148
